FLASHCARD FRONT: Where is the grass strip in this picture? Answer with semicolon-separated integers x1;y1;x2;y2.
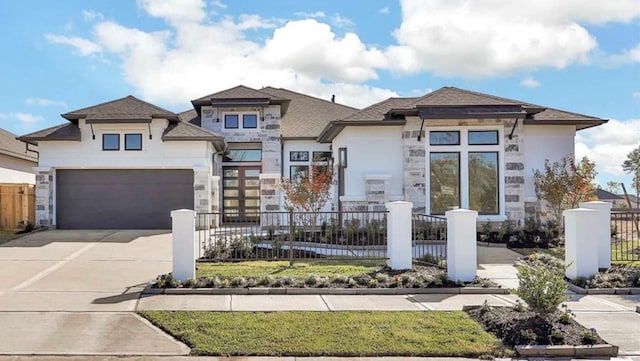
139;310;505;357
196;260;382;279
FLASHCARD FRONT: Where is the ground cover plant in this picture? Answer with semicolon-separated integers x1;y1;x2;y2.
154;260;497;289
139;311;506;357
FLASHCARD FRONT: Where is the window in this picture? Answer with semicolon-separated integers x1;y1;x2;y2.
290;165;309;181
290;151;309;161
224;149;262;162
102;134;119;151
429;131;460;145
313;151;331;162
428;128;502;216
125;133;142;151
225;114;239;129
243;114;257;129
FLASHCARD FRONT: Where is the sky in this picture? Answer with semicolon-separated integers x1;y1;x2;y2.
0;0;639;190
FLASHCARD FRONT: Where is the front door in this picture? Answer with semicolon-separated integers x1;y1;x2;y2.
223;166;261;222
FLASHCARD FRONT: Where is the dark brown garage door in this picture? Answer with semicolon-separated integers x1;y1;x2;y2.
56;169;194;229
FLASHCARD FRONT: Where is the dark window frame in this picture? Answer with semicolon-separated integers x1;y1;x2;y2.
290;165;309;181
468;151;500;215
102;133;120;151
124;133;142;151
468;130;499;145
429;151;461;215
242;114;258;129
313;151;332;162
429;131;460;146
224;114;239;129
290;151;309;162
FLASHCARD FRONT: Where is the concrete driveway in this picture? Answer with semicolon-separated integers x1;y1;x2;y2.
0;230;189;355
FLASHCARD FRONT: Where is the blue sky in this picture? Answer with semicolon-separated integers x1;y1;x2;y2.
1;0;639;189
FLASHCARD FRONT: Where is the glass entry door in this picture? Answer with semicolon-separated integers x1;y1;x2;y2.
223;166;261;222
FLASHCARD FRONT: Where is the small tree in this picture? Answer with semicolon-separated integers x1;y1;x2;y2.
622;146;640;200
280;165;334;230
515;257;568;319
533;155;597;232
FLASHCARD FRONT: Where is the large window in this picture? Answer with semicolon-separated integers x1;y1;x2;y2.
224;149;262;162
428;129;502;216
223;112;259;130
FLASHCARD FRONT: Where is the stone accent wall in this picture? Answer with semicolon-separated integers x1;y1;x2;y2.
259;173;280;226
402;118;426;212
341;200;368;212
211;176;220;213
365;175;390;212
193;167;211;214
34;167;54;228
503;119;526;225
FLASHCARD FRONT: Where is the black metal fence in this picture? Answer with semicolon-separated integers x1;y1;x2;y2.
611;209;640;262
196;210;388;262
412;213;447;264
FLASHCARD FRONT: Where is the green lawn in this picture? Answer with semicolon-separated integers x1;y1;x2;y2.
139;311;505;357
196;260;383;279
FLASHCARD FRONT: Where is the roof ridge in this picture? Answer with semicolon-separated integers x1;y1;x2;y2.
540;106;605;120
261;87;358;111
192;85;284;103
443;86;527;105
62;94;176;119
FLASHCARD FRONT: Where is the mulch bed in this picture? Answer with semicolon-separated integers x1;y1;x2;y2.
466;306;606;347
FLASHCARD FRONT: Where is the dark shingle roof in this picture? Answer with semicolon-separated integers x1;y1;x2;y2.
18;123;81;145
192;85;286;103
342;97;419;121
260;87;359;138
62;95;177;121
165;111;225;151
0;128;38;162
411;87;522;107
595;189;624;200
178;109;200;126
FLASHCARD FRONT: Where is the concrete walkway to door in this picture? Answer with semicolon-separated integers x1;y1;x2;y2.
0;230;189;356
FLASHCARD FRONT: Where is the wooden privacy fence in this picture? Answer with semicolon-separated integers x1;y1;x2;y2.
0;183;35;229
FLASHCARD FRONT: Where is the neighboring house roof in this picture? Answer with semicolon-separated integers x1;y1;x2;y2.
19;123;81;145
595;188;624;200
162;120;226;151
0;128;38;162
62;95;178;122
318;86;608;142
260;87;359;139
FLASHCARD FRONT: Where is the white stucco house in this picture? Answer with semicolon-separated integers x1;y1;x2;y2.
0;128;38;184
20;86;607;229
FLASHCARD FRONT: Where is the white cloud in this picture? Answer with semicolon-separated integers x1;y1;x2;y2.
82;10;104;22
575;118;640;178
633;91;640;100
379;7;390;15
520;76;541;88
44;33;102;56
210;0;226;9
137;0;206;24
294;11;325;19
25;98;68;108
0;112;44;124
331;14;355;29
609;43;640;64
386;0;640;77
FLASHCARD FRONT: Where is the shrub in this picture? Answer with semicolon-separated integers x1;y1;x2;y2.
515;258;568;319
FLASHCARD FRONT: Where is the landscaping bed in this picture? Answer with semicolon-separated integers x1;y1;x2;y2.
153;261;499;290
139;310;507;357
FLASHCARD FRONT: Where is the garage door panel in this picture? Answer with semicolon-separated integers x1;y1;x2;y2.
56;170;194;229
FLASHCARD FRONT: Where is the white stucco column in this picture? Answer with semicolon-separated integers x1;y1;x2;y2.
386;201;413;270
579;201;613;270
564;208;599;279
446;209;478;282
171;209;197;281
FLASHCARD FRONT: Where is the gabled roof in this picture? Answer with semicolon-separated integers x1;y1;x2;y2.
410;87;522;107
342;97;419;122
0;128;38;162
260;87;359;138
191;85;290;113
595;189;624;200
192;85;285;103
62;95;178;122
18;123;81;145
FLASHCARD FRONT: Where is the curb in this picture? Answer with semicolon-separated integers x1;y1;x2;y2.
567;283;640;295
516;344;618;358
142;285;510;295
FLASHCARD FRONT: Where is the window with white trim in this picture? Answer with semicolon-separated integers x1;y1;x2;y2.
428;128;502;216
223;112;260;130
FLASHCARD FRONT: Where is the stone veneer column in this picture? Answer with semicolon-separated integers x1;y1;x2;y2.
33;167;54;228
503;119;525;225
366;175;390;212
193;167;211;214
402;118;426;212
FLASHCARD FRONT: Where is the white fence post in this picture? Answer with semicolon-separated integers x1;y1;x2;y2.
446;209;478;282
564;208;599;279
386;201;413;270
579;201;612;270
171;209;197;281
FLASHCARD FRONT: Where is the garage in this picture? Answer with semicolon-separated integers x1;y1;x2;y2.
56;169;194;229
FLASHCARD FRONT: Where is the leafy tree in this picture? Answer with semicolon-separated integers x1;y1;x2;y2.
605;181;621;194
622;146;640;200
533;155;597;232
280;165;333;230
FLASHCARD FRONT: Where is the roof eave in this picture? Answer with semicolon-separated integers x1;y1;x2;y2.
524;119;608;131
317;119;406;143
